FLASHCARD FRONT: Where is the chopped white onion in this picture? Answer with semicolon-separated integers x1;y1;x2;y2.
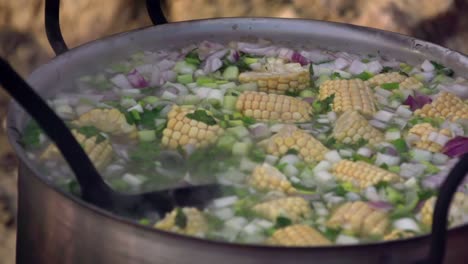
366;60;383;74
284;164;299;178
421;59;435;72
393;218;420;232
338;149;353;158
315;171;334;183
400;163;426;178
213;208;234;220
348;60;366;75
127;103;144;113
212;196;239;208
122;173;143;187
432;153;449;165
369;119;387;129
395;105;413;118
111;74;133;89
375;153;400;166
375;87;393;98
324;150;342;164
357;147;373;157
336;234;360;245
411;149;433;162
385;130;401;141
264;155;278;165
374;110;394;123
364;186;381;202
279;154;300;166
313;160;332;173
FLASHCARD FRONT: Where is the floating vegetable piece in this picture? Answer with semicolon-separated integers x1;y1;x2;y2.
420;192;468;228
332;160;401;190
319;79;376;116
403;95;432;111
248;163;297;194
41;129;113;170
267;225;331;246
253;197;312;222
236;91;312;123
327;201;390;237
332;110;384;145
383;229;415;241
408;123;453;152
443;136;468;157
415;91;468;122
365;72;407;87
73;108;137;137
162;106;224;149
155;207;208;237
263;125;329;163
238;58;310;94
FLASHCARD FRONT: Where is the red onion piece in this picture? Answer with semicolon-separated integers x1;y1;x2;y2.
127;69;149;88
368;201;394;211
226;49;240;63
302;97;315;104
443;136;468;157
291;51;309;66
403;95;432;111
198;40;225;60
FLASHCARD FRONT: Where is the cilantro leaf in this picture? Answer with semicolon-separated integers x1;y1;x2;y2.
175;208;188;228
430;61;454;77
274;216;292;229
76;126;106;144
323;227;342;241
285;90;301;97
20;120;42;148
312;94;335;114
380;82;400;90
355;71;373;81
186;110;217;126
185;50;201;66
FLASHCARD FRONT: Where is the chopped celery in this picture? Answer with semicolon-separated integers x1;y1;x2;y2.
177;74;194;84
386;187;405;205
244;57;259;65
217;135;237;151
236;82;257;91
227;126;249;139
390;191;418;219
142;96;159;104
222;66;239;80
223;95;238;111
196;76;215;86
299;89;315;98
131;109;141;120
174;61;197;74
380;82;400;90
232;142;251;156
355;71;373;81
421;161;440;174
204;83;219;88
138;130;156;142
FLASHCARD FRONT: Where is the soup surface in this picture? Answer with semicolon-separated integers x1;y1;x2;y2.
20;40;468;246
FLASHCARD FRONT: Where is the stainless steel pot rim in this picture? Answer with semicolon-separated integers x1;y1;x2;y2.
7;17;468;250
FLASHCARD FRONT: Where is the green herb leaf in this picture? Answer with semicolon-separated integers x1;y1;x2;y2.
312;94;335;114
381;67;393;73
380;82;400;90
330;72;342;80
355;71;373;81
324;227;341;241
274;216;292;229
375;181;390;190
138;218;151;225
20;120;42;148
249;148;266;162
286;149;299;155
175;208;188;229
241;116;256;126
430;61;454;77
186;110;217;126
285;90;301;97
418;188;437;201
185;50;201;66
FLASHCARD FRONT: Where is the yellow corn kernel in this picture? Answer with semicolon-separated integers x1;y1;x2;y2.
248;163;297;194
73;108;137;137
408;123;453;152
420;192;468;228
332;110;384;145
327;201;389;237
239;60;310;94
383;229;415;241
263;125;329;163
155;207;208;237
40;129;113;170
253;197;312;222
415;92;468;122
365;72;407;87
399;77;424;90
319;79;376;116
332;160;401;190
162;106;223;149
267;225;331;246
236;91;312;123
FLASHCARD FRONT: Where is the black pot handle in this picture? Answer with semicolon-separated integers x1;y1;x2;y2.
0;57;109;202
45;0;168;55
420;153;468;264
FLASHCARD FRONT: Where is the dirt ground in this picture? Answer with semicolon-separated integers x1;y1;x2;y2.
0;0;467;263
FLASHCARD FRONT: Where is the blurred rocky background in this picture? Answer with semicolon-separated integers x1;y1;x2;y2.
0;0;467;263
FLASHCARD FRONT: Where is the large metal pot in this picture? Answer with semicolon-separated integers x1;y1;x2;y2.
6;2;468;264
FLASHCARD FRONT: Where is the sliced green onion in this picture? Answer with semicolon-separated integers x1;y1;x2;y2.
138;130;156;142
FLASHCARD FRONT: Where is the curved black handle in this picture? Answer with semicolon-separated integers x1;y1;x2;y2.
45;0;168;55
0;57;110;203
424;153;468;264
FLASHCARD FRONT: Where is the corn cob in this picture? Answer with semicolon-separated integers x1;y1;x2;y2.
319;79;376;116
365;72;407;87
420;192;468;228
155;207;208;237
73;108;137;137
415;92;468;122
239;59;310;94
162;106;224;149
327;201;389;237
332;110;384;145
399;77;423;90
408;123;453;152
267;224;331;246
263;125;329;163
236;91;312;123
40;129;113;170
332;160;401;190
383;229;415;241
253;197;312;222
248;163;297;194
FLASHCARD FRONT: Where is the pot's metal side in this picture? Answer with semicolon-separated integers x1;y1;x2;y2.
7;18;468;264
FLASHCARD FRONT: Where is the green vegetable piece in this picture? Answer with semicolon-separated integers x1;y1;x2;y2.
196;76;215;86
241;116;256;126
381;67;393;73
312;94;335;114
223;95;238;111
186;110;217;126
139;218;151;225
185;51;201;66
330;72;342;80
299;89;315;98
388;166;401;174
285;90;301;97
430;61;454;77
323;227;342;241
20;120;42;148
380;82;400;90
386;187;405;205
175;208;188;229
391;138;408;153
138;130;156;142
291;182;315;194
421;161;440;174
286;149;299;155
243;57;259;65
216;135;237;151
131;109;141;121
249;148;266;162
177;74;194;84
390;191;418;219
355;71;373;81
418;188;437;201
274;216;293;229
222;66;239;81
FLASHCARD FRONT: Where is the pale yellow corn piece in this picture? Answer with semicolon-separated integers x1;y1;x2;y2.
248;163;297;194
327;201;389;237
383;230;415;241
332;110;384;145
415;92;468;122
73;108;137;137
365;72;407;87
408;123;453;152
420;192;468;228
253;197;312;222
263;125;329;163
155;207;208;237
239;61;310;94
267;225;331;246
399;77;424;90
161;105;224;150
319;79;376;116
332;160;401;190
236;91;312;123
40;130;113;170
